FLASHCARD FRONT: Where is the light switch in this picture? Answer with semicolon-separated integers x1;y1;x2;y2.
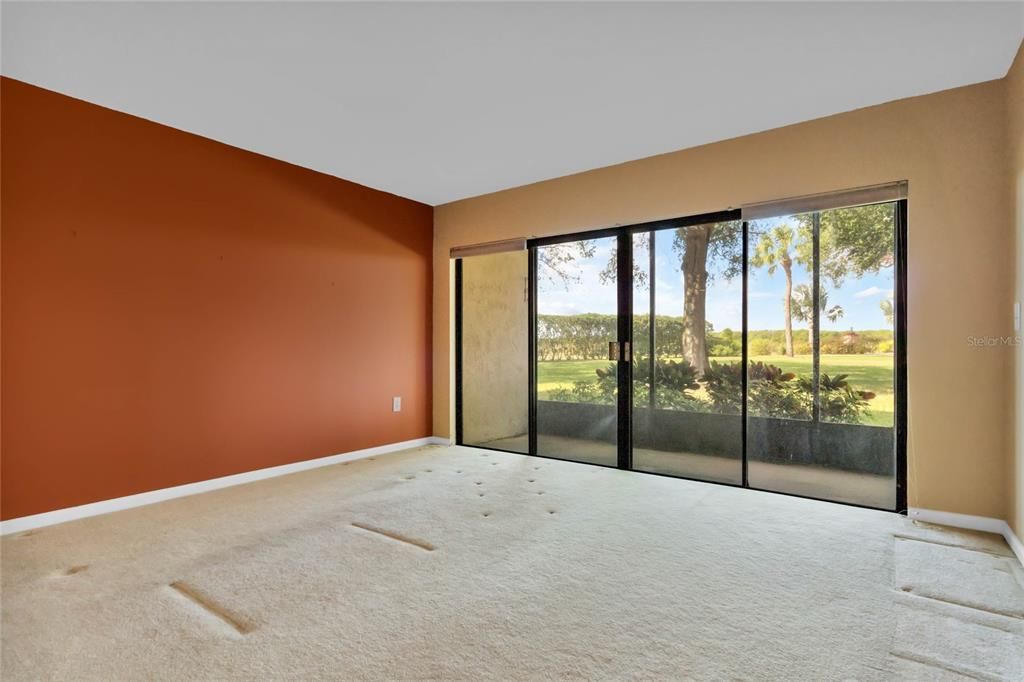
393;396;402;412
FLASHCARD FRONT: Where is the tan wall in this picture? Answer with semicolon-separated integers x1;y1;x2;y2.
1010;40;1024;536
461;251;529;444
435;78;1015;520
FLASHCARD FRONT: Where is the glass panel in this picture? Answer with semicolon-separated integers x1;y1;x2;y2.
817;203;897;508
460;251;529;453
536;237;618;466
632;223;743;484
746;203;897;509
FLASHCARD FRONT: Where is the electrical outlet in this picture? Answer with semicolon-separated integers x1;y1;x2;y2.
392;396;401;412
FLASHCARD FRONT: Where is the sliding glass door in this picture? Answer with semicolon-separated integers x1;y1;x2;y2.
534;234;625;467
456;190;906;512
630;222;744;485
746;202;901;509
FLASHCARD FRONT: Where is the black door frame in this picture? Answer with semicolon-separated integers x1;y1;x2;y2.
457;201;908;514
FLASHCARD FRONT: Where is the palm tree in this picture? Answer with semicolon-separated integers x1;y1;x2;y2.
751;224;798;356
792;284;844;346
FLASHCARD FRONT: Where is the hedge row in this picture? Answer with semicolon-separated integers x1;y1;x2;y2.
538;314;892;361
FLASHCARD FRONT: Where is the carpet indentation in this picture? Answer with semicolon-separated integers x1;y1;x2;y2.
349;522;435;552
64;565;88;576
899;591;1022;621
891;601;1024;680
889;651;996;681
894;537;1024;619
893;533;1012;558
168;581;255;634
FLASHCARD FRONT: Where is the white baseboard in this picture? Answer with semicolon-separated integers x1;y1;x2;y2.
0;436;450;536
1006;526;1024;566
908;507;1024;567
907;508;1007;534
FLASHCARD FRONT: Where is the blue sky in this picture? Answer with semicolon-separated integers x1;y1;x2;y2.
538;229;894;332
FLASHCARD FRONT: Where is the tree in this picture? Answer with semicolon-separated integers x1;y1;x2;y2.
678;224;713;372
672;222;742;374
538;241;596;288
797;203;895;287
751;223;804;357
598;239;649;289
792;284;844;346
592;226;742;375
880;298;894;326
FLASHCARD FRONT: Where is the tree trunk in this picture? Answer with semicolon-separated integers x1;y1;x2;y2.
782;258;794;357
807;316;814;347
681;225;713;375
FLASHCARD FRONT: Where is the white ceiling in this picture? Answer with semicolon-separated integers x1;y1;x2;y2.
3;2;1022;206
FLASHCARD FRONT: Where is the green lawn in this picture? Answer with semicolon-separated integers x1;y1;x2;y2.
538;354;894;426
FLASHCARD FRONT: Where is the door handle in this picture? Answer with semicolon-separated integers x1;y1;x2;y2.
608;341;631;362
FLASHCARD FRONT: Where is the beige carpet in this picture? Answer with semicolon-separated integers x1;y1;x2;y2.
2;444;1022;680
483;433;896;509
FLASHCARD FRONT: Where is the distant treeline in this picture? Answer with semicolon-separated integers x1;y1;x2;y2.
537;313;893;361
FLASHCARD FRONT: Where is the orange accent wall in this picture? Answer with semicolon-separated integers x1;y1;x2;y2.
0;77;433;520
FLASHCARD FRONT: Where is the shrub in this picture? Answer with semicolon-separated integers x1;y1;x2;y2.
749;338;780;356
809;374;875;423
551;358;876;425
556;357;708;409
633;357;704;410
702;361;743;414
707;328;741;357
747;361;810;419
549;378;609;405
792;340;812;356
